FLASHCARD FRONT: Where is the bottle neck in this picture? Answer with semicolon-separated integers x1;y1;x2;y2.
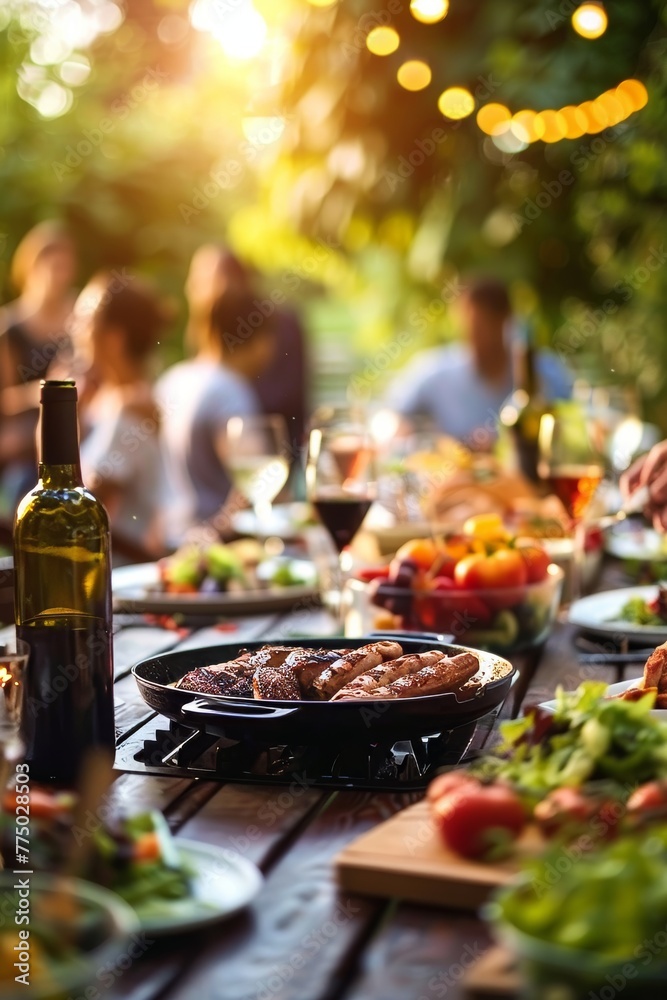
512;338;538;398
40;393;81;468
39;463;83;489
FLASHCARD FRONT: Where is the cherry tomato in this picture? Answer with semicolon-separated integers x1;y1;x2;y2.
627;781;667;814
534;788;621;840
426;770;479;803
515;540;550;584
433;784;526;859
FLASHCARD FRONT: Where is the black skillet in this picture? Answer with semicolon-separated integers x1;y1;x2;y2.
132;633;515;743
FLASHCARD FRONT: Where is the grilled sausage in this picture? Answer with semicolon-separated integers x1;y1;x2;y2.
385;652;480;698
282;648;353;696
331;650;445;701
312;641;403;699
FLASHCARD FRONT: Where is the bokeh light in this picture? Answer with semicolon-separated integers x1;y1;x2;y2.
410;0;450;24
366;26;400;56
306;0;338;6
572;3;608;40
476;103;511;135
617;78;649;111
438;86;475;120
578;100;608;132
511;110;546;143
397;60;432;91
558;105;588;139
190;0;267;60
534;109;568;143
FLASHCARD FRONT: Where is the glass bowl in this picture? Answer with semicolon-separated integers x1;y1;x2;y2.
487;904;667;1000
346;564;564;653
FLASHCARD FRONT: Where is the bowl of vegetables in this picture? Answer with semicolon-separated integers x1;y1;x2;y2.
488;826;667;999
0;872;138;1000
348;515;564;653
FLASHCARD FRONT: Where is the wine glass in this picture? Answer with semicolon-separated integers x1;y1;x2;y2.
306;423;377;630
0;638;30;870
538;405;605;598
225;415;290;533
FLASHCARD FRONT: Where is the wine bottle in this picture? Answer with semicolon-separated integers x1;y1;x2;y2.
14;380;114;786
499;327;547;482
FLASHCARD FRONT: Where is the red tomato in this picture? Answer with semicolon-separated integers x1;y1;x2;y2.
627;781;667;814
433;784;526;859
454;550;528;590
2;787;75;819
534;788;621;839
454;550;528;611
515;541;550;584
426;770;479;803
414;578;492;633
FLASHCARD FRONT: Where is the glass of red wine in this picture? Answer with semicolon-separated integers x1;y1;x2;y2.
307;422;376;630
538;406;605;599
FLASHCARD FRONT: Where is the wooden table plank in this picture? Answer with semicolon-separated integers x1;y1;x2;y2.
340;903;492;1000
175;781;326;868
159;791;417;1000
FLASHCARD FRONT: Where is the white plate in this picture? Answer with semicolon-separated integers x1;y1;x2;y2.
568;585;667;644
540;678;667;721
605;524;667;562
112;560;319;616
132;839;263;935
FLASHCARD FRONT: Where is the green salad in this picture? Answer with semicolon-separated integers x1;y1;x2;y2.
495;824;667;963
473;681;667;800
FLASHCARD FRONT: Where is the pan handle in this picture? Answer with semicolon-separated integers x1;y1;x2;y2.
181;698;300;722
367;630;455;644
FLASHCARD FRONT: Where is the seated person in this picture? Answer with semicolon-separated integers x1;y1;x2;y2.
184;244;309;460
386;277;572;447
0;222;77;508
67;272;168;560
156;289;275;545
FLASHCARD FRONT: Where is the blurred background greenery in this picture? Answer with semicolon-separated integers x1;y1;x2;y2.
1;0;666;420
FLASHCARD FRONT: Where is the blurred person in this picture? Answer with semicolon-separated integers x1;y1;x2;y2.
621;439;667;532
184;244;308;459
68;272;169;560
386;277;572;447
156;289;276;544
0;221;77;507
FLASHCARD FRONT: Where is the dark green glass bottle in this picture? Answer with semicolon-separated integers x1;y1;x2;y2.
14;380;114;786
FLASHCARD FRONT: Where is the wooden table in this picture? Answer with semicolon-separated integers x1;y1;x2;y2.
100;565;646;1000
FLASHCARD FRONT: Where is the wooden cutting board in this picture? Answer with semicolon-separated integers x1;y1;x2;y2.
336;800;543;911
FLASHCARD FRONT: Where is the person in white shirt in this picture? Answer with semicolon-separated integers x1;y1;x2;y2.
386;277;572;447
156;289;275;544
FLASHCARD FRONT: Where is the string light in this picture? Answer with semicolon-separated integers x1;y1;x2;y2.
572;2;608;39
366;26;400;56
476;103;511;135
397;60;432;91
438;86;475;120
474;78;648;144
410;0;449;24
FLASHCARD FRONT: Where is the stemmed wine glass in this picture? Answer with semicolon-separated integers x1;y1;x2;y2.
306;422;377;630
538;405;605;598
225;415;290;533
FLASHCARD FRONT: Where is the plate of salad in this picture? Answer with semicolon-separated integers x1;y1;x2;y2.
0;793;263;936
568;584;667;643
113;539;319;615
